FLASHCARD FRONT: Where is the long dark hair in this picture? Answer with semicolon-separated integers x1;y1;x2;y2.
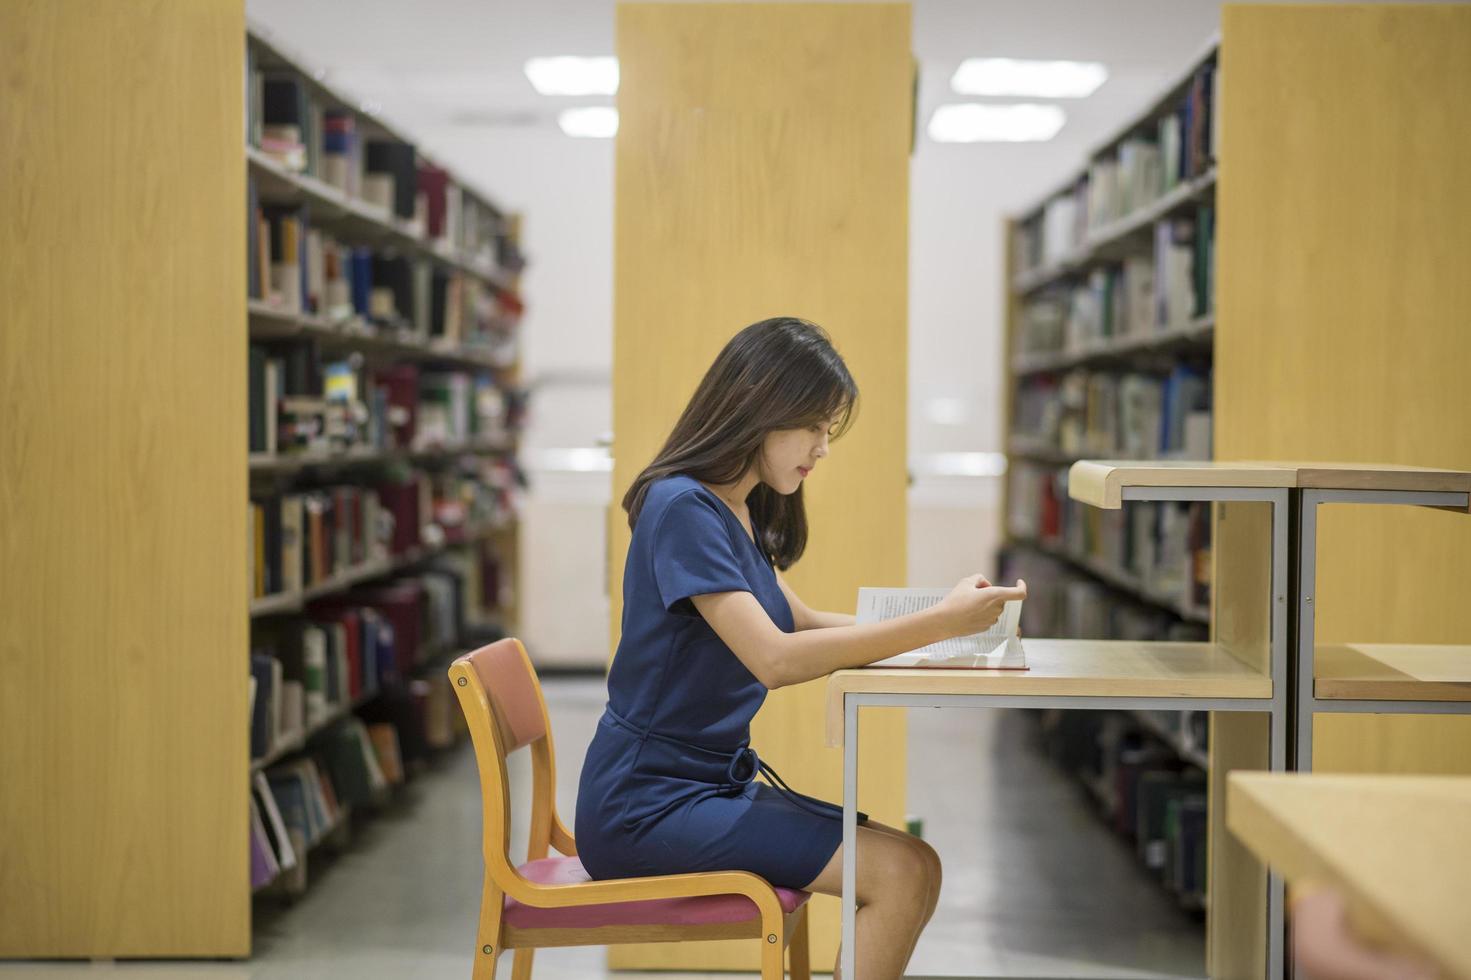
623;317;858;570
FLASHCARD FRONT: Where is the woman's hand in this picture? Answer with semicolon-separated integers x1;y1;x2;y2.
936;574;1027;637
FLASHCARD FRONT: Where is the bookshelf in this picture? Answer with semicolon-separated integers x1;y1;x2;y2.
997;39;1221;918
609;5;911;971
1213;3;1471;801
241;22;526;913
2;0;250;957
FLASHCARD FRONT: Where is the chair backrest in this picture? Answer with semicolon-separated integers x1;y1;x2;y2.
464;637;549;754
449;638;562;887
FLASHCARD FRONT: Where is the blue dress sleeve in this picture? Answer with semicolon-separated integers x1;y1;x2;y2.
651;490;751;614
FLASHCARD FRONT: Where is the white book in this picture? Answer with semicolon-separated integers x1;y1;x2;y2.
856;588;1026;669
263;360;280;456
253;771;298;871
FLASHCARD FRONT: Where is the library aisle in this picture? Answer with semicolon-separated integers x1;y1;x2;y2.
4;680;1201;979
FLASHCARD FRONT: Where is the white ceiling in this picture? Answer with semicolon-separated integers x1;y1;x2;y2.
247;0;1225;206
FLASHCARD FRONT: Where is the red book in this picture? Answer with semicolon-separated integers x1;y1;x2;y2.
374;364;418;449
375;478;422;556
417;165;450;239
355;581;425;675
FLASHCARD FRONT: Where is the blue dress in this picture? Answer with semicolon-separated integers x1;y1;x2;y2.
575;474;867;890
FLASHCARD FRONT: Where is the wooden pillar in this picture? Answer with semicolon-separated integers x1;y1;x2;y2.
1213;6;1471;972
0;0;248;957
610;2;913;970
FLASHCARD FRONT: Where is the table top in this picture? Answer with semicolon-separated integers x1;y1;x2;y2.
825;639;1272;747
1315;643;1471;702
1228;772;1471;978
1068;460;1471;510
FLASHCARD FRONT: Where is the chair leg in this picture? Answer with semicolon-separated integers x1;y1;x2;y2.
788;905;811;980
511;947;536;980
473;876;504;980
761;915;785;980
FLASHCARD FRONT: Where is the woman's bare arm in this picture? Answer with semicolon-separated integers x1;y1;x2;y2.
692;575;1026;689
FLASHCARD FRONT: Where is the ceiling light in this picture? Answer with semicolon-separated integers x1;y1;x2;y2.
558;107;619;139
951;58;1107;99
525;57;619;96
928;103;1066;143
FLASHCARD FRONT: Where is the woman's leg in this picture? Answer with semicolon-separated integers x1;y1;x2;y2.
798;821;942;980
860;819;943;927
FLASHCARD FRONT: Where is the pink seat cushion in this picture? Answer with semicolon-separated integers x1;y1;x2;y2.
503;856;811;929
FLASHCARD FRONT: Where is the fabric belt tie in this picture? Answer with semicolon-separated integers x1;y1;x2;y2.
604;705;867;825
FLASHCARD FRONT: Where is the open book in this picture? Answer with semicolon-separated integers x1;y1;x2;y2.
855;587;1027;670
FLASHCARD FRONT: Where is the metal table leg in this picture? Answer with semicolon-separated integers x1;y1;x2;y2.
1268;488;1290;979
841;694;859;980
1295;488;1471;774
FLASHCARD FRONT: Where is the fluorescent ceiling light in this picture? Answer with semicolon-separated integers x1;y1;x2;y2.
951;58;1107;99
928;103;1066;143
558;107;619;139
525;56;619;96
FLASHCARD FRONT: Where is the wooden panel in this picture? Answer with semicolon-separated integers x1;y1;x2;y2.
1068;460;1298;510
1206;499;1275;977
1068;460;1471;511
1314;714;1471;775
1207;713;1270;979
1228;773;1471;978
1316;644;1471;702
0;0;247;958
1216;6;1471;776
1295;465;1471;498
610;3;912;970
826;640;1270;746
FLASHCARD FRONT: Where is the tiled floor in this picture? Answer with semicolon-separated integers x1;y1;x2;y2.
5;676;1203;979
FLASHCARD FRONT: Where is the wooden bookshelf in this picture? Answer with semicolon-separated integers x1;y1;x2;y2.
1002;39;1220;650
1132;709;1210;770
249;636;475;776
248;525;498;619
1013;168;1217;294
2;0;250;958
241;21;525;928
247;441;514;477
998;37;1223;927
246;147;514;292
1012;314;1212;376
1212;0;1471;831
1007;536;1210;624
247;300;514;371
610;4;910;971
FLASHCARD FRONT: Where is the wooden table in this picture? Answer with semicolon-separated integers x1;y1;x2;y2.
1228;772;1471;978
827;639;1279;979
1314;644;1471;702
1068;460;1471;512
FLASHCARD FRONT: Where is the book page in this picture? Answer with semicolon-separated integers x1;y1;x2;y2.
856;587;1025;669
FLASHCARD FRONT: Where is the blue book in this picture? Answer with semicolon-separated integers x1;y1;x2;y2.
267;773;314;844
249;653;275;759
350;248;373;317
374;616;398;688
297;205;312;314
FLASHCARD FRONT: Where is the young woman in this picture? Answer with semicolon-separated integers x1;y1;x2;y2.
575;316;1026;979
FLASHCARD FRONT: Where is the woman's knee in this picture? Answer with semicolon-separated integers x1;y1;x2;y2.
913;836;942;891
857;836;930;905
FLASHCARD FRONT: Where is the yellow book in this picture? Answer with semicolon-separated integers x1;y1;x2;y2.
252;503;266;598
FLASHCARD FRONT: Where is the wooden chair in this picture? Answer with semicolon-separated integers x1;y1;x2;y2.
448;638;812;979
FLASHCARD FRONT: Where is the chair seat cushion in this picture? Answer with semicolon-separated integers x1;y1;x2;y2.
502;855;811;929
